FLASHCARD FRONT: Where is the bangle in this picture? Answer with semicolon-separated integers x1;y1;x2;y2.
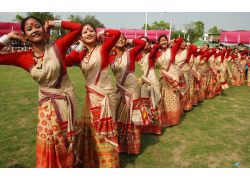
0;34;9;44
75;44;84;52
53;20;62;28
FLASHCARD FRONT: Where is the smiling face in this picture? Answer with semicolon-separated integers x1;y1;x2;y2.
81;24;97;45
159;36;168;49
23;18;46;43
115;34;126;48
202;43;209;51
234;48;239;54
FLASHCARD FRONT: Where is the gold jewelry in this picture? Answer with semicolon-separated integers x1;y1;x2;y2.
83;46;96;64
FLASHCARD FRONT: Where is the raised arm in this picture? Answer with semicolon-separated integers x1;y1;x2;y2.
130;39;146;61
53;20;82;57
148;44;160;68
129;39;146;70
204;48;216;62
65;41;86;67
171;37;184;63
66;49;85;67
186;44;198;63
100;29;121;69
0;33;34;72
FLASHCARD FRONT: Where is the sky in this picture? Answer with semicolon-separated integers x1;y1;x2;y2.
0;12;250;32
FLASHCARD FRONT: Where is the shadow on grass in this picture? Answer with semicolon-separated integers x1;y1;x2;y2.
180;112;188;124
6;164;28;168
119;132;161;168
220;91;228;97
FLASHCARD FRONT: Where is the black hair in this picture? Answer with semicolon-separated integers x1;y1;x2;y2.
140;36;150;43
157;34;168;44
21;16;44;34
120;33;127;40
202;43;210;48
82;23;97;32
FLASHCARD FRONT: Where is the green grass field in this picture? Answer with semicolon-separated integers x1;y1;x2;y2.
0;66;250;168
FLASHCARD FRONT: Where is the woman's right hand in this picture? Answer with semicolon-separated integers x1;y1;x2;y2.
142;76;151;86
6;31;25;42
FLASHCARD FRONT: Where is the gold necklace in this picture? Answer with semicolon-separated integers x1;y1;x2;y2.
32;50;45;69
114;51;124;66
83;46;96;64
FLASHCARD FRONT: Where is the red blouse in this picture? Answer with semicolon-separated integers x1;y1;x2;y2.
154;37;184;63
128;39;146;72
66;29;121;70
0;21;82;72
148;44;160;68
185;44;198;63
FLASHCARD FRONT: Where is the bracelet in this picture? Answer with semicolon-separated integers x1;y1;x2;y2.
75;44;84;52
53;20;62;28
0;34;9;44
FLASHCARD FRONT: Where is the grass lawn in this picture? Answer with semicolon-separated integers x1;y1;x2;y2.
0;66;250;168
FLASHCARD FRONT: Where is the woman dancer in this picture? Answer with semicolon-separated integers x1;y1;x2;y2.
0;17;82;167
66;24;121;167
154;36;183;127
109;34;147;154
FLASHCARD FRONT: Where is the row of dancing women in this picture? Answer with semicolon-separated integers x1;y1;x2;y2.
0;17;249;168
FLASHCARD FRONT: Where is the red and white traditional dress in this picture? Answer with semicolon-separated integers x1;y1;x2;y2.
191;50;203;105
155;38;183;127
230;53;242;86
206;50;219;99
214;49;232;90
66;29;121;167
109;39;148;154
247;57;250;86
136;44;162;134
239;52;248;85
175;44;198;111
0;21;82;168
195;50;210;101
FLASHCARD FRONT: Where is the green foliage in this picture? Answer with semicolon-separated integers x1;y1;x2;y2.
82;15;105;28
194;21;205;38
171;30;185;39
68;15;105;28
151;20;170;30
141;23;152;30
141;20;170;30
68;15;85;24
15;12;59;23
208;26;221;34
185;20;205;43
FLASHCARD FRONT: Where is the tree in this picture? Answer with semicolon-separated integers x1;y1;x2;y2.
141;20;170;30
15;12;59;23
208;26;220;34
141;23;152;30
82;15;105;28
151;20;170;30
171;30;185;39
68;15;85;24
185;22;196;43
194;21;205;38
185;20;205;43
